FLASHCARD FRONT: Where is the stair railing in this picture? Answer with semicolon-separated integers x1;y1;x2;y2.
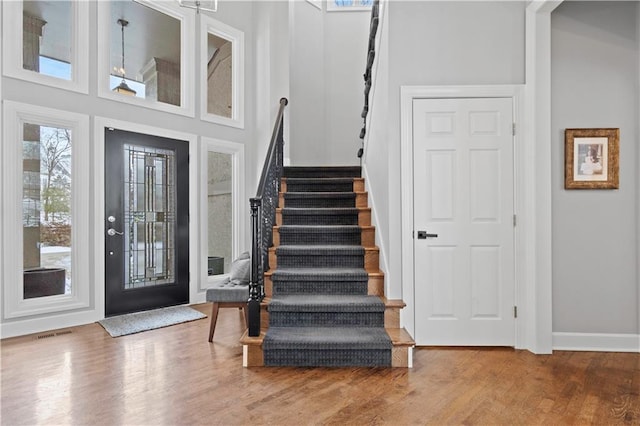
357;0;380;160
248;97;289;336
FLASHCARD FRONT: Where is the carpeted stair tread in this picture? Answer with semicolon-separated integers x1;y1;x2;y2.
281;207;361;214
271;268;369;296
269;295;385;312
263;327;391;350
279;225;361;231
280;208;360;225
276;245;364;255
263;348;391;367
278;225;362;245
268;295;386;327
285;178;355;193
275;246;365;268
284;192;356;198
271;268;369;281
285;178;355;184
283;166;361;179
283;192;357;208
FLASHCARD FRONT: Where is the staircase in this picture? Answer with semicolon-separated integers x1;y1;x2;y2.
241;166;414;367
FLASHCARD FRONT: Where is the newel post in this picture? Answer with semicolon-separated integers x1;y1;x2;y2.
248;197;262;336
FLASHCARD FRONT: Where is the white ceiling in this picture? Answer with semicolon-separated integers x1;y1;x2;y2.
24;1;182;83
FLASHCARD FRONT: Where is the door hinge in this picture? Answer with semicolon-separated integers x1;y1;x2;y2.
512;123;516;136
513;214;516;227
514;306;518;318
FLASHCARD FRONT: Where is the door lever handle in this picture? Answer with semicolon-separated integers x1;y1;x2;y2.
417;231;438;239
107;228;124;236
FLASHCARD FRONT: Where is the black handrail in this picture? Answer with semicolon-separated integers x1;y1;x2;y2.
248;97;288;337
358;0;380;160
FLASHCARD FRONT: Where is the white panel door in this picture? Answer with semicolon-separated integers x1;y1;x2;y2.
413;97;515;346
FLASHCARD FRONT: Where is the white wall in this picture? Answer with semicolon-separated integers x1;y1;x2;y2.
288;1;369;165
382;1;526;303
253;0;289;181
551;1;639;335
289;1;326;164
324;10;370;164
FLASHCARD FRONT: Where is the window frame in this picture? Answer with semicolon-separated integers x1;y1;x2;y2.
198;137;246;295
2;101;91;319
1;1;90;93
96;0;196;117
199;15;245;129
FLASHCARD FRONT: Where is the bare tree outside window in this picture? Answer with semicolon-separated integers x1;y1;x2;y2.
22;124;72;298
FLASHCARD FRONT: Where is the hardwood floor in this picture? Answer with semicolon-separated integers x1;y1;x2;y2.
1;304;638;425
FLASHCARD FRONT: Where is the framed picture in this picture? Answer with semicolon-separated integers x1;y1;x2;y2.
565;128;619;189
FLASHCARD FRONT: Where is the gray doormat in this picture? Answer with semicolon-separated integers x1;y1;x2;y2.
98;306;206;337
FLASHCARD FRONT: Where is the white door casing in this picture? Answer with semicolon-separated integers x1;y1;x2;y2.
413;97;515;346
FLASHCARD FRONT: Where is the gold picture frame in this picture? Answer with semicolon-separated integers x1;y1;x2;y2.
565;128;619;189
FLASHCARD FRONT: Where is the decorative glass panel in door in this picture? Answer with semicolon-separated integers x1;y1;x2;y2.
124;145;176;288
105;129;189;317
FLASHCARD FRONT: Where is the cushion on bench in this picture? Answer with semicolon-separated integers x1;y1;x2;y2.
206;278;249;303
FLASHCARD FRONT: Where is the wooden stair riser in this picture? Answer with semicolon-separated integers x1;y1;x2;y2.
279;192;368;208
240;332;265;367
269;247;379;272
385;308;401;329
260;304;270;330
392;347;412;368
280;178;365;193
272;226;375;248
275;208;372;227
264;271;385;298
359;209;372;227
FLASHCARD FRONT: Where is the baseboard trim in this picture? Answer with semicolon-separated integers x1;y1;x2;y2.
0;309;100;339
553;332;640;353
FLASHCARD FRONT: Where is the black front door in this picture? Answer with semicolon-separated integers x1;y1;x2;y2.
105;128;189;317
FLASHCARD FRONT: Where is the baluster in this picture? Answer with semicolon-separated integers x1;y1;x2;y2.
248;197;261;337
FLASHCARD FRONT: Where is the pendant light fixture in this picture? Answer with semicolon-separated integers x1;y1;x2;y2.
113;18;137;96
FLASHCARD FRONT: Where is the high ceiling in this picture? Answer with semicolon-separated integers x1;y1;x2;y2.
23;1;182;83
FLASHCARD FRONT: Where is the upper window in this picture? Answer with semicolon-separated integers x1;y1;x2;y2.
1;1;89;93
200;16;245;128
327;0;373;11
97;0;195;117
